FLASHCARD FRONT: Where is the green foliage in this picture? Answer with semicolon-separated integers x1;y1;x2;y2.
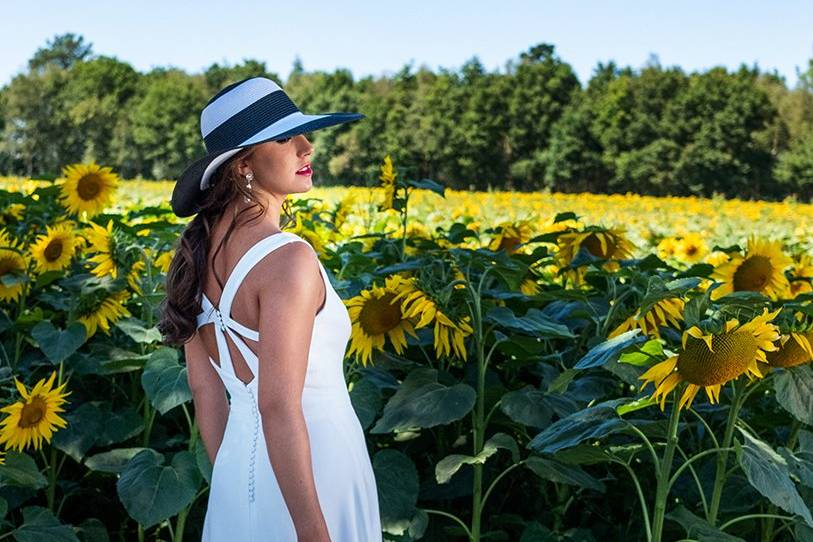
4;34;811;199
115;449;201;528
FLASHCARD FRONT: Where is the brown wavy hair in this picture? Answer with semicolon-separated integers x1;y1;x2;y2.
157;148;296;347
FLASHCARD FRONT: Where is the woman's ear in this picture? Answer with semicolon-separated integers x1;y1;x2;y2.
234;157;252;178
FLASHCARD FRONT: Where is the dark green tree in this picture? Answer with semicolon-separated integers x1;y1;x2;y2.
29;33;93;72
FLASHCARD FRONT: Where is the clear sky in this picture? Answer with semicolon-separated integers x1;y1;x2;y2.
2;0;812;88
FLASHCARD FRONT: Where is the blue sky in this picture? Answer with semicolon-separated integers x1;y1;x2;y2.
2;0;812;88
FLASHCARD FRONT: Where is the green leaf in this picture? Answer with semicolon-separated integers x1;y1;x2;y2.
30;321;86;364
54;402;142;462
737;428;813;526
778;447;813;489
774;365;813;426
116;449;201;528
75;518;109;542
524;456;606;492
349;377;383;431
665;504;744;542
485;307;576;339
618;338;665;366
372;449;419;533
95;406;144;447
84;448;148;474
528;399;628;455
435;433;519;484
499;386;552;428
370;368;475;434
12;506;80;542
114;318;162;344
0;451;48;489
53;402;104;462
193;438;213;485
405;177;445;197
617;396;659;416
546;368;578;394
141;347;191;415
574;329;646;369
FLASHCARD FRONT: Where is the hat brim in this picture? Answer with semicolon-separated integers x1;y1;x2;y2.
171;112;364;217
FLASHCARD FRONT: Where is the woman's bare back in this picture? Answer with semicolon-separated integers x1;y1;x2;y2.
196;220;326;386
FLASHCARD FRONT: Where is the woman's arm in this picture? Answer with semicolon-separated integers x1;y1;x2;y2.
255;242;330;542
185;332;229;465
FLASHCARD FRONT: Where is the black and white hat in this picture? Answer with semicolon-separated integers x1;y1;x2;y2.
170;76;365;217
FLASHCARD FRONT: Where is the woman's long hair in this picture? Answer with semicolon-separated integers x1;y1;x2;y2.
157;148;296;347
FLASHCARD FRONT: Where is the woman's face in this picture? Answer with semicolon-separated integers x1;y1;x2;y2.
237;134;314;197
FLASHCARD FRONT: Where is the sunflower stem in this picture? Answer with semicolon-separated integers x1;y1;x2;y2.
465;275;487;542
423;508;472;539
173;507;189;542
708;379;746;526
652;392;682;542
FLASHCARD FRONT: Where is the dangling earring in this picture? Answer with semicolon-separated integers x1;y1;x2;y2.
244;172;254;202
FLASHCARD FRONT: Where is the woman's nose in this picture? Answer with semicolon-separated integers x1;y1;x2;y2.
296;134;313;155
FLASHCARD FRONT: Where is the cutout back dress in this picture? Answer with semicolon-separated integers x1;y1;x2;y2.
195;231;382;541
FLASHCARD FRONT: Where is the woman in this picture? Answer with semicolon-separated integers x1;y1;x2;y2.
158;77;382;542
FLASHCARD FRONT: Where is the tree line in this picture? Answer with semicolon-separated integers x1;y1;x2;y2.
1;33;812;200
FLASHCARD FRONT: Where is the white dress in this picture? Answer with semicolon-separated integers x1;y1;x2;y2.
196;231;382;542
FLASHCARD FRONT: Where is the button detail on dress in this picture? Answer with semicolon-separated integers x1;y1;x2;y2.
246;387;260;503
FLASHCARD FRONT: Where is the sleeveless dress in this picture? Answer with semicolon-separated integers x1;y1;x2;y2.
195;231;382;542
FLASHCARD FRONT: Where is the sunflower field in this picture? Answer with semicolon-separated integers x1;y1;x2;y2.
0;157;812;542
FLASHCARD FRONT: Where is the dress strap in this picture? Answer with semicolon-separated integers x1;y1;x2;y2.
219;232;310;318
197;231;317;386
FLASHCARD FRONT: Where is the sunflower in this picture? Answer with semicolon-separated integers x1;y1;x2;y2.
639;307;781;410
334;191;360;230
674;232;709;264
0;202;25;226
0;231;29;302
787;253;813;298
29;223;80;274
345;275;420;366
609;297;685;339
520;275;541;296
0;371;70;452
765;331;813;369
391;277;473;362
378;154;397;211
488;220;535;255
555;226;636;285
58;162;119;217
657;237;679;260
81;219;118;278
710;236;793;301
153;249;174;274
128;260;145;295
76;290;132;339
705;251;731;267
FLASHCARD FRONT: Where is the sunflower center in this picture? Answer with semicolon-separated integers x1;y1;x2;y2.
732;255;773;292
360;293;403;335
677;331;759;386
582;234;615;259
45;240;63;261
77;174;102;200
767;332;813;368
0;256;14;276
684;245;698;256
498;236;521;253
19;396;47;428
